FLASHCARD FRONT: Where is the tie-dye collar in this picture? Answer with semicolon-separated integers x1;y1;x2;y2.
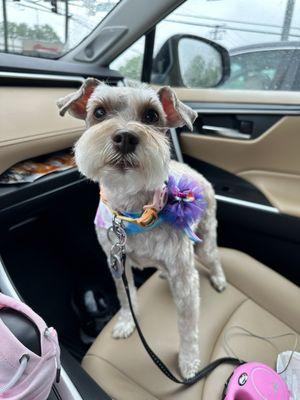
94;174;206;243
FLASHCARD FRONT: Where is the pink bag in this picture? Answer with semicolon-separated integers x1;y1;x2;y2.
0;293;60;399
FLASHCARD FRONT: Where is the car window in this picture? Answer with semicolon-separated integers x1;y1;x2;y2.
112;0;300;91
151;0;300;90
222;50;292;90
0;0;121;59
110;36;145;81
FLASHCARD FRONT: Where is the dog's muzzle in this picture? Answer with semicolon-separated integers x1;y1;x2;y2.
112;130;139;154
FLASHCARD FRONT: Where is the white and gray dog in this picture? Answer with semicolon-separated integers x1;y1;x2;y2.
57;78;227;379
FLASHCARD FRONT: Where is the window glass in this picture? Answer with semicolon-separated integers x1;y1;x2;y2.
110;36;145;81
0;0;121;59
151;0;300;90
223;50;291;90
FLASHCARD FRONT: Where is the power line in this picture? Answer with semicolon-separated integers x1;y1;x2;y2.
165;18;300;39
5;0;61;15
174;11;300;32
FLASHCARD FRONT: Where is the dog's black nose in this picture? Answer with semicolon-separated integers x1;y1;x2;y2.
112;130;139;154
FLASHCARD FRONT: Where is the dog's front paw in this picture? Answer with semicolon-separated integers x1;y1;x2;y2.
112;311;136;339
179;354;201;380
210;274;227;292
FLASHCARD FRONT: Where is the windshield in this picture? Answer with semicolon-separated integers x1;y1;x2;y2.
0;0;120;59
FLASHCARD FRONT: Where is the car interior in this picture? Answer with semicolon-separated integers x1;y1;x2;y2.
0;0;299;399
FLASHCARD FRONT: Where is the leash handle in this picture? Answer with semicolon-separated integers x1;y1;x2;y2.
122;268;242;385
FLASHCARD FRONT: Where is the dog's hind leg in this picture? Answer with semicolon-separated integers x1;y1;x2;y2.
195;195;227;292
111;258;137;339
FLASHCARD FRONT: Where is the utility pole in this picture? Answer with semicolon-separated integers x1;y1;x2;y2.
2;0;8;52
281;0;295;41
65;0;69;44
210;24;226;41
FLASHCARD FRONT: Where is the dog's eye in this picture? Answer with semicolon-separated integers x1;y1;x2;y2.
94;107;106;120
142;108;159;124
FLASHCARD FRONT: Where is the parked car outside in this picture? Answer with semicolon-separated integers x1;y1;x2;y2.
223;41;300;90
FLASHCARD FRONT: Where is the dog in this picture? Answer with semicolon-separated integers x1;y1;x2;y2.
57;78;227;379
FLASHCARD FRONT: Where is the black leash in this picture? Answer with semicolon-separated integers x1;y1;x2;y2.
108;217;243;386
121;260;243;385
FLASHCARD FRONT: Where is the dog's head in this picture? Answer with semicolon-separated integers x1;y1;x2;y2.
57;79;197;192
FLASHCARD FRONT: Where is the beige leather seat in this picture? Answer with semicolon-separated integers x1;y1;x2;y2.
82;248;300;399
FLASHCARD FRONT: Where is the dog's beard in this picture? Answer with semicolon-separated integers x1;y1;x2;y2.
105;149;140;170
99;136;170;194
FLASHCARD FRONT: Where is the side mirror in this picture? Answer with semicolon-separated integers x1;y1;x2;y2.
152;34;230;88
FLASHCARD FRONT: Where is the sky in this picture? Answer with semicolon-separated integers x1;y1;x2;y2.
1;0;300;64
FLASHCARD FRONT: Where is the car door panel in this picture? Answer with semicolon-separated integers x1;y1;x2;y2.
191;114;281;140
166;87;300;286
169;86;300;220
237;170;300;217
180;116;300;217
173;86;300;105
0;83;85;175
0;67;123;176
216;199;300;286
184;156;273;206
181;155;300;287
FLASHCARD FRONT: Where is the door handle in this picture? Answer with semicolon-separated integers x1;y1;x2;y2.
202;125;251;140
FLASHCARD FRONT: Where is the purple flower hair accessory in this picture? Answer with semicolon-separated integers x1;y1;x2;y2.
161;175;207;232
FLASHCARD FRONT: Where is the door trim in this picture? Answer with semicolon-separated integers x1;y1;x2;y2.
216;194;279;213
0;71;85;83
170;130;279;214
187;102;300;115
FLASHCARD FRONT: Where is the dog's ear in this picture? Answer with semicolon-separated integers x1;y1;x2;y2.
157;86;197;131
57;78;100;119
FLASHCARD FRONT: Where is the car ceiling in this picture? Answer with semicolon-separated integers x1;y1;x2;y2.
62;0;185;66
